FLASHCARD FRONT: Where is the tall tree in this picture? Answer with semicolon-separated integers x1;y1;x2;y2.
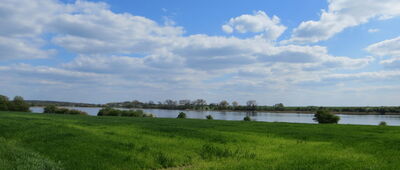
219;100;229;109
193;99;207;106
246;100;257;110
11;96;30;112
232;101;239;107
179;99;191;106
164;99;177;106
0;95;9;111
274;103;284;111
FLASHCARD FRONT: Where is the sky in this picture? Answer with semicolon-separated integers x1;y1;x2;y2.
1;0;400;106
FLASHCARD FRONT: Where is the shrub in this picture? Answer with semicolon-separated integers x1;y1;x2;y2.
313;110;340;124
0;95;9;111
97;107;112;116
55;108;69;114
206;115;213;120
97;107;152;117
2;96;30;112
243;116;251;121
177;112;187;119
144;113;155;118
379;121;387;126
43;105;88;115
67;109;88;115
43;105;57;113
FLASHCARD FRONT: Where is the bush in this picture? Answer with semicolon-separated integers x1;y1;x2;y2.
243;116;251;121
43;105;57;113
0;95;30;112
97;107;152;117
10;96;30;112
177;112;187;119
43;105;88;115
144;113;155;118
67;109;88;115
0;95;9;111
313;110;340;124
206;115;213;120
379;121;387;126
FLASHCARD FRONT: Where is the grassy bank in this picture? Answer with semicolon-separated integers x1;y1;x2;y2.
0;112;399;169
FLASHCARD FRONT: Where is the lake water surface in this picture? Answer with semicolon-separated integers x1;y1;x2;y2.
30;107;400;126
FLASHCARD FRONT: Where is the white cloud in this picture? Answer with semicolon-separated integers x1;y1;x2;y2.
368;28;380;33
0;0;394;105
287;0;400;43
0;36;55;60
50;1;184;55
380;57;400;69
323;70;400;82
222;11;287;41
0;0;62;37
366;36;400;57
0;0;62;60
0;0;367;70
366;36;400;69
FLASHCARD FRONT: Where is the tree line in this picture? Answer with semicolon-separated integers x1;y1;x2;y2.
0;95;30;112
106;99;400;114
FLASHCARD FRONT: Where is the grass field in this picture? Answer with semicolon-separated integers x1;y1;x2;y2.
0;112;400;170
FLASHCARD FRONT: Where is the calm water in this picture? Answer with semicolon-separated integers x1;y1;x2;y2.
30;107;400;126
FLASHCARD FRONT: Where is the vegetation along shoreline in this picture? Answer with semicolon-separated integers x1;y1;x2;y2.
22;97;400;115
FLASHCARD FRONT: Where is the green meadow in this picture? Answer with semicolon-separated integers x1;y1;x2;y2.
0;111;399;170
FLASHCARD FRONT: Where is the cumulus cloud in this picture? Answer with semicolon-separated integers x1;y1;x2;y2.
286;0;400;43
0;37;55;60
50;1;184;55
0;0;62;60
380;57;400;69
222;11;287;41
366;36;400;69
366;36;400;57
0;0;391;104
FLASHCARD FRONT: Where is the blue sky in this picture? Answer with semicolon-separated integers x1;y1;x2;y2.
1;0;400;106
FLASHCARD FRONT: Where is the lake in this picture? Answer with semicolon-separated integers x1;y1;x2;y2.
30;107;400;126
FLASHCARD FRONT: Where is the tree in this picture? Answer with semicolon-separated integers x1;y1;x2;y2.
193;99;207;106
0;95;9;111
313;110;340;124
177;112;187;119
10;96;30;112
232;101;239;107
219;100;229;109
273;103;285;111
148;100;155;105
164;99;177;107
246;100;257;110
131;100;143;107
243;116;251;121
192;99;207;110
44;105;57;113
179;100;191;106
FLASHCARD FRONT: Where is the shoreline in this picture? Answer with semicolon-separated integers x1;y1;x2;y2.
29;106;400;115
114;107;400;115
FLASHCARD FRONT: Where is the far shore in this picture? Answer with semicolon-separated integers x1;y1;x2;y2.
30;106;400;115
174;108;400;115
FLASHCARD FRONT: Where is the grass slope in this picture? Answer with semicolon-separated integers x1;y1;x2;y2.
0;112;399;170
